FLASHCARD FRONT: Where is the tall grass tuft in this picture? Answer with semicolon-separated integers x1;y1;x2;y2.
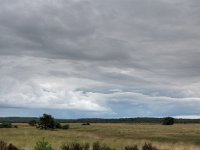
0;140;7;150
34;138;53;150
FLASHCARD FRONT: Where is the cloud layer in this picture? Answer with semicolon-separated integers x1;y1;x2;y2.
0;0;200;118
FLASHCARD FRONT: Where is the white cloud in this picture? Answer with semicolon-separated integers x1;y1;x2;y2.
0;0;200;117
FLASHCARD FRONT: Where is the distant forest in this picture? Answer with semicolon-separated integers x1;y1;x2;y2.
1;117;200;124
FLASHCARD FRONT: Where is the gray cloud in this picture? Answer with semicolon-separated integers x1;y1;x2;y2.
0;0;200;117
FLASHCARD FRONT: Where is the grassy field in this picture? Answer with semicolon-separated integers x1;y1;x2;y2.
1;123;200;150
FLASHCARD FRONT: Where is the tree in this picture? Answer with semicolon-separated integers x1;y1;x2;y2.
37;114;56;130
162;117;174;125
29;120;37;126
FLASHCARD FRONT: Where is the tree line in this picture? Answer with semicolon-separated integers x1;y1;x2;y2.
0;116;196;124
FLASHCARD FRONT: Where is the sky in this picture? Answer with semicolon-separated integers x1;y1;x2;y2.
0;0;200;119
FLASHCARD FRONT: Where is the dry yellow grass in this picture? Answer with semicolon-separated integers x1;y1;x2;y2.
0;123;200;150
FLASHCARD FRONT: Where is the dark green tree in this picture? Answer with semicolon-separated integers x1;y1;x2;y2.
29;120;37;126
162;117;174;125
38;114;56;130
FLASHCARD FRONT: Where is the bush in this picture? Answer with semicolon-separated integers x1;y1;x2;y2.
62;124;70;130
125;145;139;150
0;122;12;128
0;140;19;150
61;142;89;150
7;144;19;150
55;122;62;129
142;143;158;150
34;138;53;150
82;123;90;126
162;117;174;125
29;120;37;126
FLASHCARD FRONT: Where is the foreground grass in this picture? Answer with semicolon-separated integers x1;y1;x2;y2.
1;123;200;150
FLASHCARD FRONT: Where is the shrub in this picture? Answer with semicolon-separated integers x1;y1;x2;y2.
7;144;19;150
34;138;53;150
125;145;139;150
62;124;69;130
0;140;19;150
82;123;90;126
142;143;158;150
162;117;174;125
61;142;89;150
55;122;62;129
29;120;37;126
0;122;12;128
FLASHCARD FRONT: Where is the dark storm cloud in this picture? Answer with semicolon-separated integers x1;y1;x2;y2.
0;0;200;118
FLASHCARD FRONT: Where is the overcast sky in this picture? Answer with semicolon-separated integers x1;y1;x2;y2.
0;0;200;119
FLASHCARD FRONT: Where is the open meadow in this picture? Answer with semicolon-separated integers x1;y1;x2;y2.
1;123;200;150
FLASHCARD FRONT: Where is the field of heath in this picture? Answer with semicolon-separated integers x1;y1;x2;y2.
1;123;200;150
